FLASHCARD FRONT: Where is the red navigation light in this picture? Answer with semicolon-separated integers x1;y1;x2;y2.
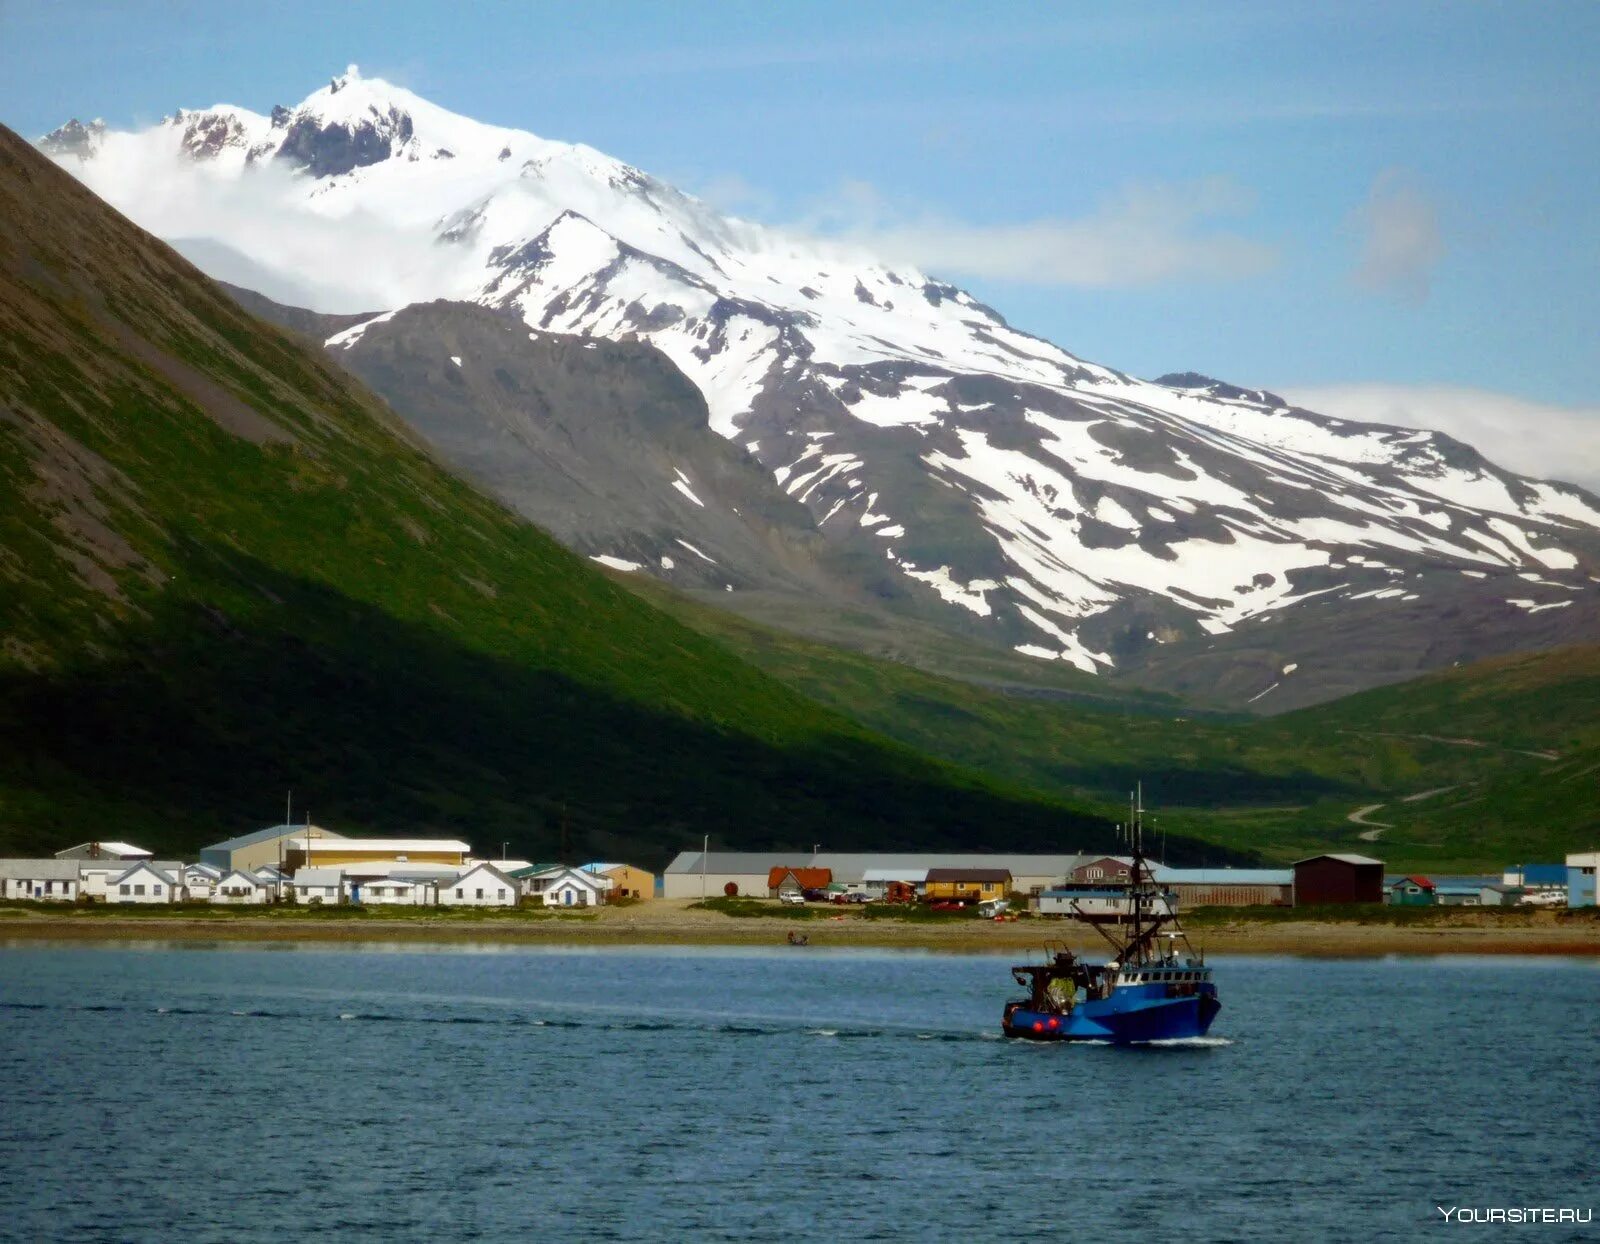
1031;1021;1043;1032
1047;1017;1059;1028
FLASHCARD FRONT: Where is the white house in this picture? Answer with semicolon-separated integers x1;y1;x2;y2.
211;870;271;905
0;859;81;901
356;876;436;906
520;865;608;908
106;862;182;904
183;863;223;897
438;863;518;907
292;868;347;906
78;859;183;900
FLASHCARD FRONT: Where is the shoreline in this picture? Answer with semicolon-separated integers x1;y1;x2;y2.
2;903;1598;957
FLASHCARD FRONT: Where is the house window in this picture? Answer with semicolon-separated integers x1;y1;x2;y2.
1088;868;1103;880
134;884;145;896
497;890;506;899
456;889;464;899
153;885;163;896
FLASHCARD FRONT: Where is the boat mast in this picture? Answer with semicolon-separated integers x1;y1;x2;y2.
1128;784;1142;963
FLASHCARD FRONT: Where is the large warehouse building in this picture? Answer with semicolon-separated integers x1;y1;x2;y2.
200;824;348;873
662;852;1089;899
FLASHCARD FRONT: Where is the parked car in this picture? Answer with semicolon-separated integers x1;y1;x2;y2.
845;892;871;904
802;888;828;902
779;891;806;905
927;900;966;912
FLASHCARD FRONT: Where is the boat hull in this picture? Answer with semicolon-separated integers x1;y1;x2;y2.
1003;987;1220;1044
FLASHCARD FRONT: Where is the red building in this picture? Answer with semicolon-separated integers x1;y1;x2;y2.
1293;854;1384;905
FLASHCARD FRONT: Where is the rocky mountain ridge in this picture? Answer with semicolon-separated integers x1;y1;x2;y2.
42;68;1600;707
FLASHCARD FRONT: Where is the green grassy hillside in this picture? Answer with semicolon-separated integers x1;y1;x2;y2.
0;123;1159;869
625;577;1599;870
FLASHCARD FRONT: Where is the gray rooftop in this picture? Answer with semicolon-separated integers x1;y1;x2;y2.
201;824;346;855
0;859;82;881
1294;853;1384;867
292;868;346;888
1150;867;1294;886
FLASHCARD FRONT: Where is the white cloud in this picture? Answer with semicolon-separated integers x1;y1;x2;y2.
62;141;468;312
797;176;1278;289
1282;383;1600;491
1349;169;1444;304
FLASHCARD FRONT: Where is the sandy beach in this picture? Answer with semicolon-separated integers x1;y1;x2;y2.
2;899;1597;956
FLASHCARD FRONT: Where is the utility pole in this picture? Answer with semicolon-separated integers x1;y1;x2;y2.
701;833;709;899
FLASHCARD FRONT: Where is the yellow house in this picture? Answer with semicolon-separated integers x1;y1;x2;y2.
593;863;655;901
923;868;1012;903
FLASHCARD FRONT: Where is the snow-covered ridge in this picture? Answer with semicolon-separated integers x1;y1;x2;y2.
41;69;1600;674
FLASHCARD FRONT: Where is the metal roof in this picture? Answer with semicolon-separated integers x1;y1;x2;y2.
1151;867;1293;886
1512;864;1568;885
110;862;180;885
216;870;269;886
292;868;346;887
201;824;346;854
289;837;470;854
1293;853;1384;867
511;864;602;886
861;867;929;883
449;862;518;885
53;842;151;859
0;859;81;881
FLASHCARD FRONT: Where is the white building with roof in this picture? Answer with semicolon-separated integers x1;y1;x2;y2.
0;860;82;901
519;865;608;907
439;863;518;907
105;862;182;904
53;841;151;861
211;870;271;905
355;876;437;906
78;859;184;900
292;868;347;905
183;863;223;897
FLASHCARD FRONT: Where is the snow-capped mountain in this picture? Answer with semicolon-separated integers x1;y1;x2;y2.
41;68;1600;704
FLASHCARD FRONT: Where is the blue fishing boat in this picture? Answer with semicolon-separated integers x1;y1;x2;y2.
1002;787;1220;1043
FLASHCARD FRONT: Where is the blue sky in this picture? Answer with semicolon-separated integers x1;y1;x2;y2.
3;1;1597;415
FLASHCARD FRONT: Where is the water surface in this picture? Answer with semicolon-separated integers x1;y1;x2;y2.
0;944;1594;1241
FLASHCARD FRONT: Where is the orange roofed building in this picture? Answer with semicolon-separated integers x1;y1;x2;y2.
768;867;832;897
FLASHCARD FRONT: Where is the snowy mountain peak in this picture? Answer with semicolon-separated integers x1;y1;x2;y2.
40;72;1600;693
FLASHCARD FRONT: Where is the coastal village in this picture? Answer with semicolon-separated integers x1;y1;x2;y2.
0;827;1595;913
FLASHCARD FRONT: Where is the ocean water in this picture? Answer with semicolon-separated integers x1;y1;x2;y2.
0;944;1594;1242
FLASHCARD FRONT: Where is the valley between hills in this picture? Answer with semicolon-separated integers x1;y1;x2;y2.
2;100;1595;875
